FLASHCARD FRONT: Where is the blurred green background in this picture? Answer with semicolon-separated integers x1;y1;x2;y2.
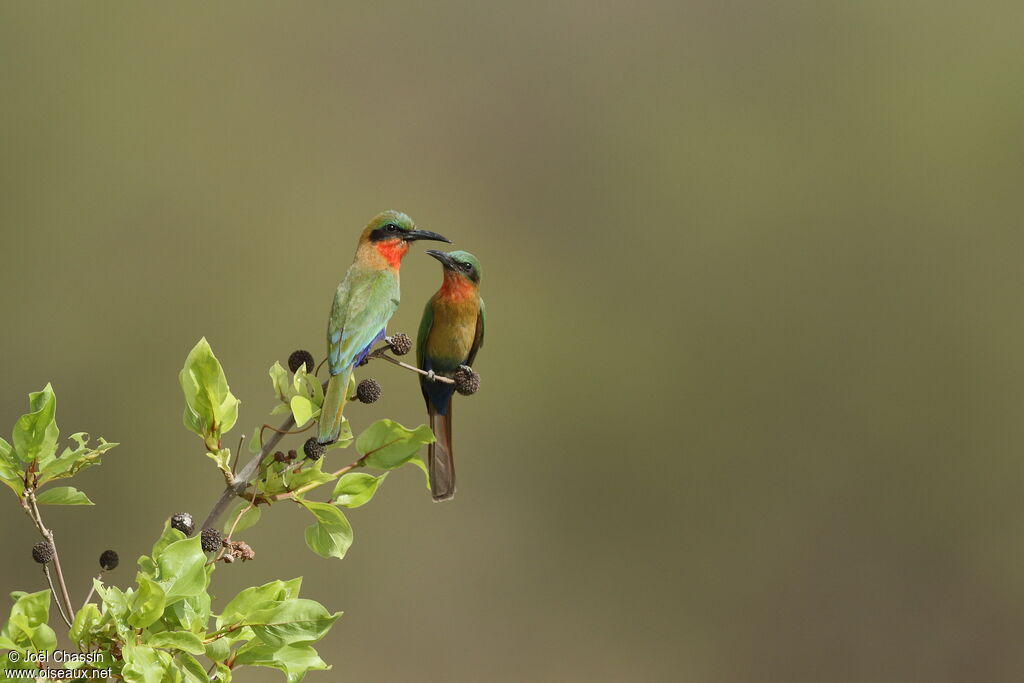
2;2;1024;681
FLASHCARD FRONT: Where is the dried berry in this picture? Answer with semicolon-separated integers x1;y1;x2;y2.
99;549;119;571
201;528;223;553
288;350;315;374
32;541;54;564
387;333;412;356
454;366;481;395
170;512;194;536
304;437;325;461
356;378;382;404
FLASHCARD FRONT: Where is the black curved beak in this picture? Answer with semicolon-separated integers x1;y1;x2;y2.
404;229;451;243
425;249;457;268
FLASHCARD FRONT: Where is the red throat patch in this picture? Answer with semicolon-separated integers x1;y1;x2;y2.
439;270;475;300
375;239;409;269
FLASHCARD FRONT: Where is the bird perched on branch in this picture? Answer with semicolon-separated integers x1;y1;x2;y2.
317;211;450;444
417;250;485;501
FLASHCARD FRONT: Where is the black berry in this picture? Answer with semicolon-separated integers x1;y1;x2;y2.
99;550;119;571
288;350;315;374
303;437;325;461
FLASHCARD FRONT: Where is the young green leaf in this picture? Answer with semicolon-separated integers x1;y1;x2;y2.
289;395;315;427
128;577;167;629
121;642;172;683
180;338;240;452
332;472;387;508
298;500;353;560
243;598;341;648
206;448;232;475
232;642;331;682
0;589;56;653
0;444;24;495
69;603;102;646
146;630;206;655
166;592;211;635
407;456;432;490
218;579;294;628
11;384;58;467
176;652;211;683
357;419;434;470
156;537;209;603
35;486;93;505
36;433;117;484
226;502;261;534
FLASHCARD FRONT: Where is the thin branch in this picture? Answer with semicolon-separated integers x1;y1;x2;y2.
367;348;455;384
225;500;254;541
201;413;295;531
42;565;72;627
81;573;102;610
26;493;76;624
240;456;366;506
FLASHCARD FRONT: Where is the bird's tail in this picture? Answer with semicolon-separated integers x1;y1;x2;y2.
427;404;456;502
318;366;352;444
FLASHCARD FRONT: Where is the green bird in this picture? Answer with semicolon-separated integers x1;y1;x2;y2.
417;249;485;501
317;211;450;444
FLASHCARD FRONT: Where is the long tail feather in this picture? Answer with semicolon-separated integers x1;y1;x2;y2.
318;366;352;444
427;404;456;502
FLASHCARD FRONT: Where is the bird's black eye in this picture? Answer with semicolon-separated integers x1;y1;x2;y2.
384;223;399;233
460;262;473;272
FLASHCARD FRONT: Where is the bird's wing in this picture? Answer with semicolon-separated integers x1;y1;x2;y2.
465;296;485;367
328;269;399;374
416;295;435;372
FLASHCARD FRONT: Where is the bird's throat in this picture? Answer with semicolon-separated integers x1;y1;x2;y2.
439;271;475;301
374;239;409;269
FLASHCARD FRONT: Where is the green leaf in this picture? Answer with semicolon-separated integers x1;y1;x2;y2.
176;653;211;683
226;502;261;534
11;384;58;467
332;472;386;508
35;485;93;505
218;579;295;628
69;603;102;646
299;500;353;560
151;521;188;562
157;537;209;603
269;361;291;404
214;661;233;682
206;448;232;475
121;643;171;683
244;598;341;648
1;590;56;653
357;419;434;470
180;338;240;452
203;636;231;664
286;459;336;492
36;433;117;484
0;442;24;495
232;642;330;683
94;580;129;620
290;395;315;427
166;592;211;634
407;456;432;490
128;577;166;629
147;630;205;655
